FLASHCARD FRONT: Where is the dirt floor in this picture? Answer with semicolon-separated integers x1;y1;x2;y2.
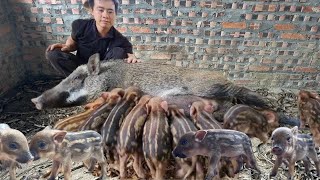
0;75;319;180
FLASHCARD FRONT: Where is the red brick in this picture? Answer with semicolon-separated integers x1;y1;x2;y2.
222;22;246;29
15;0;32;3
0;26;11;37
234;80;254;86
72;8;80;14
249;65;270;71
158;19;167;25
56;26;64;32
254;4;264;12
281;33;306;40
43;17;51;23
116;26;127;33
294;67;318;73
71;0;77;4
268;4;277;12
302;6;320;13
56;18;63;24
129;26;151;33
274;24;295;31
30;7;38;14
150;53;171;60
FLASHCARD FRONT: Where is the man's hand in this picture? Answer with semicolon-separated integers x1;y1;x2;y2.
46;43;73;52
46;36;77;52
126;53;140;63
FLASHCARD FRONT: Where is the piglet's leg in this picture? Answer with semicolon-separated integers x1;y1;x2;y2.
195;160;205;180
119;152;129;178
9;162;17;180
96;149;108;180
288;161;295;180
48;160;60;180
145;158;156;178
270;157;282;177
205;155;220;180
307;150;320;176
133;151;146;178
63;161;72;180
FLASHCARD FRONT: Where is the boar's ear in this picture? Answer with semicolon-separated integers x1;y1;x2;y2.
291;126;299;136
195;130;207;142
53;131;67;144
160;101;168;113
87;53;101;76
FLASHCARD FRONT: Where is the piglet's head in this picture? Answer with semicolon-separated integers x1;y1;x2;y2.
172;130;209;159
271;126;298;156
0;129;34;164
29;127;67;160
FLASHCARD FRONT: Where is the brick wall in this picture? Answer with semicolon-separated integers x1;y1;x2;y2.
0;0;25;95
5;0;320;91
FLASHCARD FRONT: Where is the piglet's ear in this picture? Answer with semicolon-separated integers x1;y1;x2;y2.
160;101;168;112
195;130;207;142
190;106;197;119
101;92;109;100
53;131;67;144
291;126;299;136
204;104;214;113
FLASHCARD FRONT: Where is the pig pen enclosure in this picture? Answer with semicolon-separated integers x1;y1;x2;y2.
0;76;319;180
0;0;320;179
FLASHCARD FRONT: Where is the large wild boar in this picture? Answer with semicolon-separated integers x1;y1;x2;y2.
31;53;269;110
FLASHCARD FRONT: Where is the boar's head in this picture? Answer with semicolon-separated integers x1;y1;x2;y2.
31;54;106;110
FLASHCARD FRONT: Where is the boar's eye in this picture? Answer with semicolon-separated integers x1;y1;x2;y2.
180;139;188;146
8;142;19;150
287;137;291;141
37;141;47;150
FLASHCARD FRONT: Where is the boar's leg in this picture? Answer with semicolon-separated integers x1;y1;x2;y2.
133;151;146;178
48;160;61;180
119;152;129;179
206;154;220;180
270;157;283;177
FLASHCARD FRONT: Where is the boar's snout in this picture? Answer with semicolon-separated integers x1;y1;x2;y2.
172;149;187;158
16;151;34;164
271;146;283;155
31;97;43;110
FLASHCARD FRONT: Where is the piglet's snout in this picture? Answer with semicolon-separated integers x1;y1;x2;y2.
271;146;283;155
16;151;34;164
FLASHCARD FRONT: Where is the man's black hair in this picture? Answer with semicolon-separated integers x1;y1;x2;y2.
87;0;119;14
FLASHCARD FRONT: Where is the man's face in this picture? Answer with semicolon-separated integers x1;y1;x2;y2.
91;0;116;30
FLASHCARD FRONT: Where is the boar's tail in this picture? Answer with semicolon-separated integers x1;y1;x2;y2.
208;83;271;109
277;113;300;127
